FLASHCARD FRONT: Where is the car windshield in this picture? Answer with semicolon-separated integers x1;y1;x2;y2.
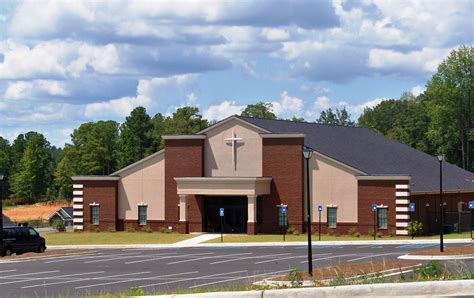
28;228;38;236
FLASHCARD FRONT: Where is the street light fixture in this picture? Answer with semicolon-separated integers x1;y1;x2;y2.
303;147;313;276
0;173;4;257
437;154;444;252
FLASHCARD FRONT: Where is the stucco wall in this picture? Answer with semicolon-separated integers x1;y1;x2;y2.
308;153;359;223
204;119;263;177
118;152;165;220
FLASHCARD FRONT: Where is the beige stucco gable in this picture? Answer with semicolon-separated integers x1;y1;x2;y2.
117;151;165;220
308;152;360;223
204;118;264;177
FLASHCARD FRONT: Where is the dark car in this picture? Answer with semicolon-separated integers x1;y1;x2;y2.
2;227;46;256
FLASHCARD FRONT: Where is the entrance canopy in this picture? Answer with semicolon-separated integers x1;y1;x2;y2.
174;177;272;196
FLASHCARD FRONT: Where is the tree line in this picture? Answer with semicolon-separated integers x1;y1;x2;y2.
0;46;471;203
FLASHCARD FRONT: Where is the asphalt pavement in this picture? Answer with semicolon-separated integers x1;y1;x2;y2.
0;243;472;297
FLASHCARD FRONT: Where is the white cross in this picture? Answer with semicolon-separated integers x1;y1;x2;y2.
224;129;242;169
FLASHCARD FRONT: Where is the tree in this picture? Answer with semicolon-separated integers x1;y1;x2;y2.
424;46;473;170
68;121;119;175
10;133;53;202
117;107;153;169
317;107;355;126
164;106;209;135
241;102;277;119
52;149;75;200
290;116;305;122
149;112;166;150
0;137;12;197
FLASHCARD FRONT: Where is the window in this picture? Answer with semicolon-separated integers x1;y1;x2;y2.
28;228;38;237
91;206;100;225
327;207;337;228
378;207;388;229
138;205;147;225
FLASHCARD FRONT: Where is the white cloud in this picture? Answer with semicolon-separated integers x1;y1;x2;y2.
338;97;386;117
411;85;426;97
84;95;151;119
271;91;304;117
203;100;245;120
4;80;67;100
261;28;289;41
186;92;198;105
313;96;331;110
368;47;451;74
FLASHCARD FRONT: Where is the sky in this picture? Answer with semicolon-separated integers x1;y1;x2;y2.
0;0;473;147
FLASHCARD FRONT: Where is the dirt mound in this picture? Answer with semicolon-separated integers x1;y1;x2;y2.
3;201;72;222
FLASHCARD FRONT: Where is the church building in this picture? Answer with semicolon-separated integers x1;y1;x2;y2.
72;116;474;236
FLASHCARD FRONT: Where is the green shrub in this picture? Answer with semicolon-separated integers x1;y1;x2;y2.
52;219;65;232
88;225;100;233
415;261;445;279
141;225;153;233
125;287;145;296
107;225;116;232
125;224;135;233
368;228;375;237
388;229;397;237
348;227;359;236
286;226;300;235
407;220;423;239
159;227;171;234
288;269;304;287
354;232;361;238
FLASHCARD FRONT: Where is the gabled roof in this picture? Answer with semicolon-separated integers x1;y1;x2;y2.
235;116;474;193
48;207;74;221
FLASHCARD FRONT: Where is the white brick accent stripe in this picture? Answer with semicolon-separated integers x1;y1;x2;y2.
73;218;83;223
396;207;409;212
395;184;409;189
396;214;410;220
73;184;83;189
73;190;83;196
73;204;83;209
73;197;83;203
395;191;410;197
73;211;83;216
74;225;84;230
396;230;408;235
396;222;409;227
396;199;410;205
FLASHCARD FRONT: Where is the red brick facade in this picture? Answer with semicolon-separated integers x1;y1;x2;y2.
164;139;204;233
82;180;118;232
262;138;304;233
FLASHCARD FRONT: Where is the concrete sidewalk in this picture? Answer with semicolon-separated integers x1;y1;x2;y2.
174;234;222;246
48;238;472;250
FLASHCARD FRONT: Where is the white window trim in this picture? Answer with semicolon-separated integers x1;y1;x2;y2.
327;206;338;229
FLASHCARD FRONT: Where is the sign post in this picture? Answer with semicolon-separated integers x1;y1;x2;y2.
469;201;474;240
219;208;224;243
371;204;377;240
317;205;322;241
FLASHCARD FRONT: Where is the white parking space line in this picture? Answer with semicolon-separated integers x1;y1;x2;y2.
0;270;17;274
138;270;248;289
0;271;60;285
0;251;99;263
189;269;294;289
167;253;253;265
210;253;292;265
125;252;215;265
75;271;199;289
254;253;332;265
347;252;401;262
1;271;105;286
300;253;359;263
84;252;177;264
21;271;151;289
44;252;142;264
464;244;472;247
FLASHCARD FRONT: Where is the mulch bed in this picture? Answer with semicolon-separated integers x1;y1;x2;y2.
409;245;474;256
272;262;418;281
1;249;88;260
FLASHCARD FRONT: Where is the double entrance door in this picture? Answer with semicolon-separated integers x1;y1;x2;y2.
203;196;247;233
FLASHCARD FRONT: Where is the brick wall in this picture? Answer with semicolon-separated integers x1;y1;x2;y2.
164;139;204;233
262;138;304;233
357;180;409;235
82;180;118;232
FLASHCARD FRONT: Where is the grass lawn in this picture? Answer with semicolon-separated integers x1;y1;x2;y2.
205;231;473;243
43;232;196;245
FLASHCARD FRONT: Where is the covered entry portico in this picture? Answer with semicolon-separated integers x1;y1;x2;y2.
174;177;272;234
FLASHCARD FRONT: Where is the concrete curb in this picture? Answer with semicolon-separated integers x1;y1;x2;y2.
48;238;472;250
399;254;474;260
148;280;474;297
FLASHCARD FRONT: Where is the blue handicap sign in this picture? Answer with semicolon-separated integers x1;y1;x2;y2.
282;207;287;214
409;203;415;212
219;208;224;217
469;201;474;209
318;205;323;212
371;203;377;212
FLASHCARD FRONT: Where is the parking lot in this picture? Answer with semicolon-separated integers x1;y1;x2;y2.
0;243;472;297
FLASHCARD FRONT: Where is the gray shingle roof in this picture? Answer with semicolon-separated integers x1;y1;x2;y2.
237;116;474;193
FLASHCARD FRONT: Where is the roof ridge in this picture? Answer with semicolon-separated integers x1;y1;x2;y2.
237;115;364;128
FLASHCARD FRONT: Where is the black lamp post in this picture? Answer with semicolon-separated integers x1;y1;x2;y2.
303;147;313;276
0;173;4;257
437;154;444;252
